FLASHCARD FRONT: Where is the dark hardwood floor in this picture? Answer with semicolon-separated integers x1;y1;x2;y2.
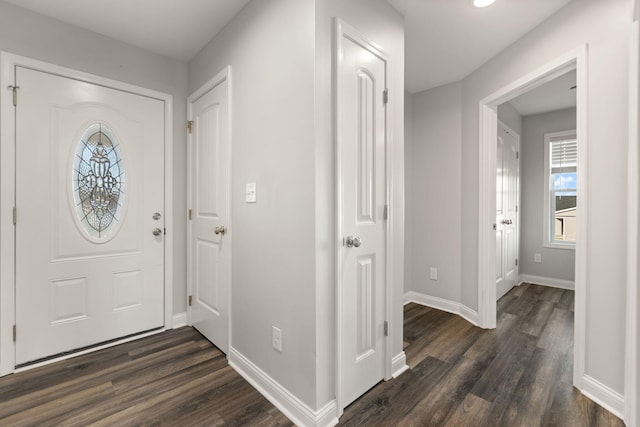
0;283;624;426
340;283;623;426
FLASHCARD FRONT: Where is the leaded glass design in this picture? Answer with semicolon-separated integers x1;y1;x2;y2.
73;123;125;240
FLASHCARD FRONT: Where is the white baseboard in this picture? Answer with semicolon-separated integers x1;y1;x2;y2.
172;312;188;328
391;351;409;378
520;274;574;290
581;374;625;420
404;291;479;326
228;347;338;427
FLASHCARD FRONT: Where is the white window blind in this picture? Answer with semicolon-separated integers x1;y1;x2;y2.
550;135;577;174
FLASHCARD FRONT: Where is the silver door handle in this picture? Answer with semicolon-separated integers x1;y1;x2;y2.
152;228;162;236
502;219;512;225
214;226;226;235
345;235;362;248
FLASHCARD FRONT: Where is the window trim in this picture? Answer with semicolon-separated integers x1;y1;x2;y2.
543;129;577;250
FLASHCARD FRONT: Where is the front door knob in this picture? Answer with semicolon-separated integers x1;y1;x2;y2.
152;228;162;236
345;235;362;248
214;226;226;235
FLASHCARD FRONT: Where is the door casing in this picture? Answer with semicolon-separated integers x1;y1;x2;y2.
0;52;174;376
477;46;587;390
334;18;394;415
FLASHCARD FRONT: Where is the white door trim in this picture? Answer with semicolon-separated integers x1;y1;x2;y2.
334;18;393;415
0;52;174;376
477;45;588;390
625;18;639;427
186;65;233;352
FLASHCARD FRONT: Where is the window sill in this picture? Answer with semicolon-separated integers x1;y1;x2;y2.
543;242;576;250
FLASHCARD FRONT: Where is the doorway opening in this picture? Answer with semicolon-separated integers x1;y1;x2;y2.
477;46;587;389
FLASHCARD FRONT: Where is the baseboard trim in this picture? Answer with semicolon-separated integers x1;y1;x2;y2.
520;274;574;290
228;347;338;427
172;312;188;329
404;291;479;326
391;351;409;378
581;374;625;420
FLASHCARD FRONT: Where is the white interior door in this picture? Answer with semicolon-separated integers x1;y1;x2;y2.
15;66;165;365
188;71;230;354
338;26;387;408
496;124;519;300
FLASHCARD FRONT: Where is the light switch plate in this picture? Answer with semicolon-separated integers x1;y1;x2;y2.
246;182;256;203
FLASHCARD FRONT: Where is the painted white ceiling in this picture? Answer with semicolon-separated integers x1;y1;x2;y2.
2;0;251;62
388;0;573;94
4;0;572;95
509;70;577;116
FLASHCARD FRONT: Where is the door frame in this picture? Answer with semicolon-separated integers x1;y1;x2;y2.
186;66;233;353
477;45;587;389
0;52;174;376
334;18;393;415
496;120;521;300
625;14;639;427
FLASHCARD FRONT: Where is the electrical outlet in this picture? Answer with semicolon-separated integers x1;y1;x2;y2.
534;253;542;263
272;326;282;352
429;267;438;281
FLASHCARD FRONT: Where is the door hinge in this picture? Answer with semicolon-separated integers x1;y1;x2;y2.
516;205;519;213
515;258;518;266
383;321;389;337
516;151;519;160
13;325;16;342
188;209;192;220
383;88;389;105
12;207;16;225
187;120;193;134
8;85;19;106
188;295;193;306
383;205;388;221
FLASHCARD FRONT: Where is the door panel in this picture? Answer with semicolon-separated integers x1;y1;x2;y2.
15;67;165;365
339;31;387;407
188;74;230;354
496;125;519;300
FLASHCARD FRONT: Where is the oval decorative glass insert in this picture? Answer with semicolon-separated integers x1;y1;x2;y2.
73;123;125;240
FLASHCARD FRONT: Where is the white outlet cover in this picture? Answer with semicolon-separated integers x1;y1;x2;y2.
246;182;256;203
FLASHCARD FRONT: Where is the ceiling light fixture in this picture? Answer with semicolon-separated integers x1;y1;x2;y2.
474;0;496;7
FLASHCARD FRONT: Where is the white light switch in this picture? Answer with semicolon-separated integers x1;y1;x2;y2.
246;182;256;203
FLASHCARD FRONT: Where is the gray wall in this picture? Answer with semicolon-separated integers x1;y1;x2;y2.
189;0;318;407
520;108;577;283
498;102;523;136
405;83;462;302
0;2;189;315
189;0;404;410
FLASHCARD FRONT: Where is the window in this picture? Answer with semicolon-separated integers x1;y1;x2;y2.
543;130;577;248
73;122;125;241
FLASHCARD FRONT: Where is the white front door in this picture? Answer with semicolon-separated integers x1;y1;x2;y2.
15;66;165;365
187;70;231;354
496;124;519;300
338;24;388;407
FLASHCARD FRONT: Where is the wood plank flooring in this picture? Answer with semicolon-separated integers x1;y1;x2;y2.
340;283;623;426
0;283;624;426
